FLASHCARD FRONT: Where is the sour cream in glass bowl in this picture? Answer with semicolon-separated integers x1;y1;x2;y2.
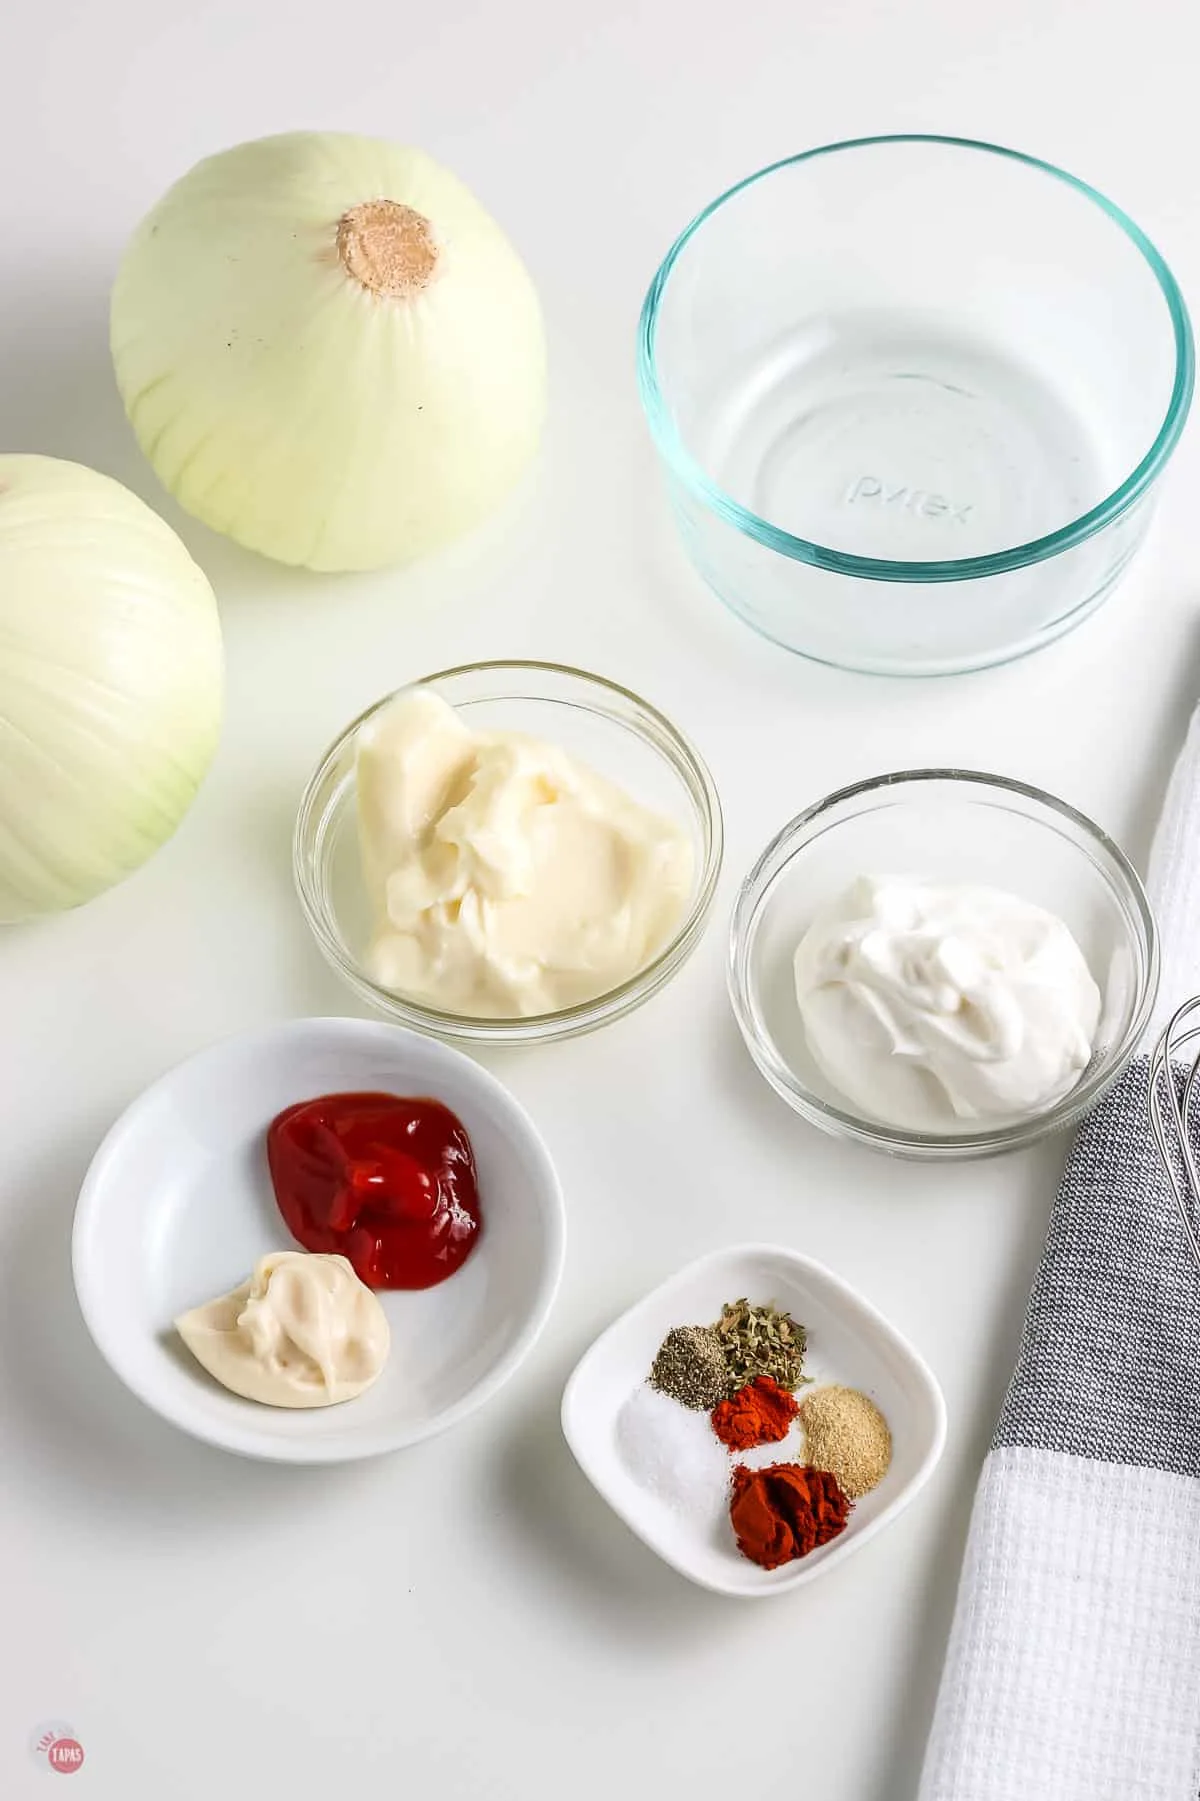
728;771;1158;1159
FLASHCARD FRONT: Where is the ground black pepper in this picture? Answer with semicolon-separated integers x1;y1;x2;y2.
649;1324;730;1409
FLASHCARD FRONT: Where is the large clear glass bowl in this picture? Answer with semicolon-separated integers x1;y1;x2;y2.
728;771;1158;1159
640;135;1193;675
294;661;723;1046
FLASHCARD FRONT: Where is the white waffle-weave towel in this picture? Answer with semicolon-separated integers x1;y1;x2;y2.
919;705;1200;1801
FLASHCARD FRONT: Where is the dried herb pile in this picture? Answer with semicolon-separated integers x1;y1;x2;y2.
714;1297;808;1394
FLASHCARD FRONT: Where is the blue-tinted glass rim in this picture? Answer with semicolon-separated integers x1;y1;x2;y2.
637;134;1195;584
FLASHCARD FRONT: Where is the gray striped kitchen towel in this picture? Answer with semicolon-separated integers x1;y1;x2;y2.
920;708;1200;1801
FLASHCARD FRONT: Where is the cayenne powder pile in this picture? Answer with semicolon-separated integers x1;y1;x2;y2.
711;1375;799;1450
729;1463;850;1569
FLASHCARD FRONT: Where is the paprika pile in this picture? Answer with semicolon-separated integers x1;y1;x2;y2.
729;1463;850;1569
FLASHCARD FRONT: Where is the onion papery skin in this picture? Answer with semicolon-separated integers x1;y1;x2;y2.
111;132;548;573
0;454;223;921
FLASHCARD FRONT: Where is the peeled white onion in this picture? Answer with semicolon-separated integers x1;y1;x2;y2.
0;455;223;922
111;131;547;572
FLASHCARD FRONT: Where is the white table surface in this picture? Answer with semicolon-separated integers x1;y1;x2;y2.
2;2;1198;1795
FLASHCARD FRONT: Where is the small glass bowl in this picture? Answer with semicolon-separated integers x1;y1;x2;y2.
294;661;723;1046
640;135;1194;675
728;771;1158;1159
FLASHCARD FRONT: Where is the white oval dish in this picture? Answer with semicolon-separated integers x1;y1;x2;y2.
73;1018;566;1462
561;1243;946;1596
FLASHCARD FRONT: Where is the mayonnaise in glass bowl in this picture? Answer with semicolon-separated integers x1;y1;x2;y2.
728;772;1158;1159
295;662;723;1046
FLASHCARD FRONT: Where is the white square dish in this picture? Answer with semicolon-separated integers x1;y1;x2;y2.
561;1243;946;1596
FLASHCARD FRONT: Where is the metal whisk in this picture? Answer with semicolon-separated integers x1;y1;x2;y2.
1148;996;1200;1282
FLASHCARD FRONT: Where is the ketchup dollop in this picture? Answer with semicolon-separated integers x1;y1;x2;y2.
266;1092;482;1290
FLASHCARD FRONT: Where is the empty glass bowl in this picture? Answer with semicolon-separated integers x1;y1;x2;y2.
294;661;723;1045
640;135;1193;675
728;771;1158;1159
